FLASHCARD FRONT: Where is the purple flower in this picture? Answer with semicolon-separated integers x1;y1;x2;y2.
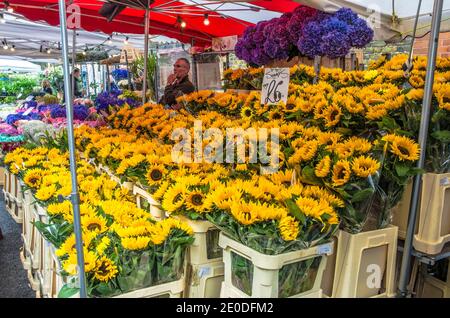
111;69;128;81
348;20;374;48
320;31;352;58
334;8;359;25
297;21;324;57
73;105;90;121
50;105;67;118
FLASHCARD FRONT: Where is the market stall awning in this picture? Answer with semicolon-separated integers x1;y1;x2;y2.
3;0;259;46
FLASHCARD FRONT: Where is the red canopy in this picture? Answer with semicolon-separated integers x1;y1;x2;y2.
1;1;250;46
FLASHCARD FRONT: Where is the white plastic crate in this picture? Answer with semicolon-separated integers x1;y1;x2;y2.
0;166;5;186
133;184;166;220
115;278;185;298
332;226;398;298
413;173;450;255
220;281;322;298
174;215;222;265
20;190;34;270
218;232;332;298
185;261;224;298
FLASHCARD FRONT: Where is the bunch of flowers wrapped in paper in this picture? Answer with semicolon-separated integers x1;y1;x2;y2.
3;145;194;298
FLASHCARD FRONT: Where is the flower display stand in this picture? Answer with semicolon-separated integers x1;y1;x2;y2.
0;166;5;186
413;173;450;255
331;226;398;298
218;232;332;298
36;245;64;298
391;181;414;240
3;172;23;223
20;190;34;271
185;261;224;298
133;185;166;220
320;235;339;298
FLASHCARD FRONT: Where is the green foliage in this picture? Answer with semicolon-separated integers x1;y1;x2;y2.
131;53;157;100
0;73;40;103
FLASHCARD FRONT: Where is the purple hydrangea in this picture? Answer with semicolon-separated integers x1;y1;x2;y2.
23;100;38;109
111;69;128;81
50;105;67;118
6;113;42;125
348;19;374;48
73;105;90;121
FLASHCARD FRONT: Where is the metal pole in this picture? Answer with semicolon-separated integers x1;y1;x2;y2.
72;29;76;100
106;65;111;92
142;6;150;104
155;44;160;102
57;0;87;298
397;0;444;298
407;0;423;70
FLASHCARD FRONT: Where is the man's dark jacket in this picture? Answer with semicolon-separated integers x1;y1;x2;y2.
159;76;195;106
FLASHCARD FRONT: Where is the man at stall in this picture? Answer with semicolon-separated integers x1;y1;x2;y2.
71;68;83;98
159;58;195;109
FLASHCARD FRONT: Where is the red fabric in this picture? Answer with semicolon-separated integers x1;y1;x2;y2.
249;0;301;13
4;0;255;46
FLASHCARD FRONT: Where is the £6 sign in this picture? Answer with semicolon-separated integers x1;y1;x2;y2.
261;68;290;105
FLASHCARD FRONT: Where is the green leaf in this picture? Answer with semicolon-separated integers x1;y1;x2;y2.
58;285;79;298
300;166;322;185
431;130;450;143
395;163;411;177
350;188;375;203
285;199;306;224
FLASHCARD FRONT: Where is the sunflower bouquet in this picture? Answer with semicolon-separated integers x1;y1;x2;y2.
285;128;383;233
222;67;263;91
44;199;194;298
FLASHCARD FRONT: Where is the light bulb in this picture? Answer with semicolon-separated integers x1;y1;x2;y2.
3;45;8;50
124;37;129;45
7;7;13;13
47;48;52;54
108;38;112;45
181;21;186;28
203;14;209;26
10;46;15;52
83;50;87;56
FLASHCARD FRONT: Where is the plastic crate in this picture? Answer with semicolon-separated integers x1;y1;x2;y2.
218;232;332;298
391;181;414;240
413;173;450;255
133;185;166;220
185;261;224;298
20;190;34;270
332;226;398;298
220;281;322;298
174;215;222;265
0;166;5;186
320;235;338;298
114;278;185;298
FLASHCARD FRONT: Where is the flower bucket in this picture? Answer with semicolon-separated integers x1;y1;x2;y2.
173;215;222;265
413;173;450;255
133;184;166;220
332;226;398;298
185;261;224;298
218;232;332;298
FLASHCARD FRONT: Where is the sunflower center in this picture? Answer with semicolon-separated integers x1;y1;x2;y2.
443;96;450;104
244;109;252;117
398;145;410;156
286;103;295;110
242;211;251;221
150;169;163;181
330;110;339;121
29;177;39;185
87;223;101;232
337;167;347;180
272;112;282;120
97;262;108;275
191;194;203;206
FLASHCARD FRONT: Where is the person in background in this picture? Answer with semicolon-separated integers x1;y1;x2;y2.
41;79;53;95
71;68;83;98
159;58;195;109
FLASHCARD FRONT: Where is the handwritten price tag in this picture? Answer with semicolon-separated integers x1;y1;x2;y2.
261;67;290;105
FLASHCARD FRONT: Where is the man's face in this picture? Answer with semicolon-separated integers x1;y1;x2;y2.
173;59;189;79
74;71;80;78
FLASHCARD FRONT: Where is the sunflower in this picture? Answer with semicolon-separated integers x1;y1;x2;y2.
390;135;420;161
56;232;97;257
152;181;170;201
278;216;300;241
96;236;111;255
94;256;119;282
322;104;342;128
47;200;72;217
295;196;322;219
230;201;256;225
35;184;57;202
82;215;109;234
315;156;331;178
298;140;319;162
270;170;293;186
352;156;380;178
406;89;424;101
332;160;352;187
162;183;186;213
268;109;284;121
409;74;425;88
240;106;254;120
283;96;301;113
186;190;208;213
145;164;167;186
121;236;152;250
63;250;97;275
23;169;44;189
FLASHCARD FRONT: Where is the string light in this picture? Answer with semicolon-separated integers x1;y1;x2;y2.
124;36;129;45
5;1;13;13
203;14;210;26
47;48;52;54
83;50;87;56
10;45;15;52
107;36;113;45
3;44;8;50
177;16;186;29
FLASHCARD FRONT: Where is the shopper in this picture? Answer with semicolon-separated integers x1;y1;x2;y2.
71;68;83;98
41;79;53;95
159;58;195;109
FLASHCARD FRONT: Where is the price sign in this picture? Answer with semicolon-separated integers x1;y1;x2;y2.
261;68;290;105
